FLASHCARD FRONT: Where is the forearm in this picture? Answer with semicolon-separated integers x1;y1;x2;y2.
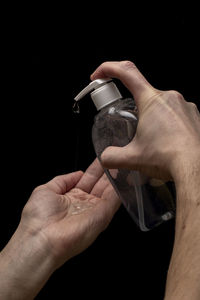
0;224;56;299
165;156;200;300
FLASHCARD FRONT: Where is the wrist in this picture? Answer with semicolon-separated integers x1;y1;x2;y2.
172;148;200;190
0;223;56;299
172;149;200;227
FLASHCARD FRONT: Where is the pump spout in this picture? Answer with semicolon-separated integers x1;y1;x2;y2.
74;78;111;102
74;78;122;111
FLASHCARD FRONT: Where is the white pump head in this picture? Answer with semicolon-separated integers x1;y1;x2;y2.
74;78;122;110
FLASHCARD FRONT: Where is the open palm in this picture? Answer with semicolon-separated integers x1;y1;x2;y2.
21;159;121;268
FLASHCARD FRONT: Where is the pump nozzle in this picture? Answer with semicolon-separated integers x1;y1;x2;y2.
74;78;122;111
74;78;111;102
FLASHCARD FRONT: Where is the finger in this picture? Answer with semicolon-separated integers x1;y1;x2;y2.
75;158;104;193
90;60;157;109
44;171;84;194
90;173;110;198
101;142;138;169
91;172;121;214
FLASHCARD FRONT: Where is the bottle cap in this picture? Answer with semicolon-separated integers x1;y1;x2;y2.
74;78;122;110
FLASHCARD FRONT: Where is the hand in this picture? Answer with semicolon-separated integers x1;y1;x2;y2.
91;61;200;182
0;159;120;299
21;158;120;268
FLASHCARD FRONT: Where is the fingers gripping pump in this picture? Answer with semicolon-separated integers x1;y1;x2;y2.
74;79;175;231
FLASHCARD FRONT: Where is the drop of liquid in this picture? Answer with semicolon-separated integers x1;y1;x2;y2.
72;101;80;114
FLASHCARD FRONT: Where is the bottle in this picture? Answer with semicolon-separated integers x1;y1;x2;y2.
74;78;176;231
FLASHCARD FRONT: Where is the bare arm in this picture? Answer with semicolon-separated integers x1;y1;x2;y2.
0;225;55;299
164;156;200;300
91;60;200;299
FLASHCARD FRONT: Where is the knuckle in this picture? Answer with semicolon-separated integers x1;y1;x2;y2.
53;175;60;181
189;102;198;111
120;60;137;70
100;61;111;69
167;90;184;102
33;186;40;193
189;102;197;108
32;185;46;194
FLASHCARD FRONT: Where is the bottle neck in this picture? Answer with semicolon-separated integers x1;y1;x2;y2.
91;82;122;111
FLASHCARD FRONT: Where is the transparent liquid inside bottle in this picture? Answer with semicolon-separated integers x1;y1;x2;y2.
92;98;176;231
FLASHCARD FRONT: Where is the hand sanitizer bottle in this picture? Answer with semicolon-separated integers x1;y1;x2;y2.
74;78;176;231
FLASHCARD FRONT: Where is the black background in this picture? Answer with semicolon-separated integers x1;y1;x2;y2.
1;3;199;299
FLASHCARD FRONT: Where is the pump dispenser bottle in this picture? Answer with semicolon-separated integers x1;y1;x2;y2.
74;79;176;231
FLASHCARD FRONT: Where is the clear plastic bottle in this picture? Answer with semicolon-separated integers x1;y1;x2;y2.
74;79;176;231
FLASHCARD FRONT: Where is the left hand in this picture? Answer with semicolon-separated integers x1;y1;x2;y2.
0;159;120;299
21;158;120;268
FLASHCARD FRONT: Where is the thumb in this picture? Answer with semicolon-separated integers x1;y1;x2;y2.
101;143;137;170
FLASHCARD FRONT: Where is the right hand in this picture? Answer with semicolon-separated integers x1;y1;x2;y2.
91;61;200;182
